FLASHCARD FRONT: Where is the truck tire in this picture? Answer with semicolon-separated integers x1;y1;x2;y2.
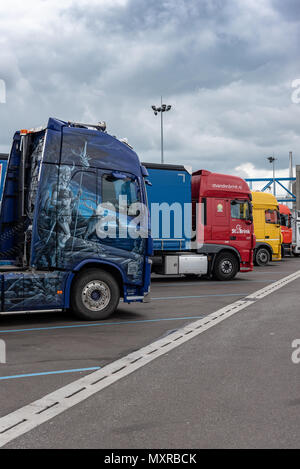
71;269;120;320
254;247;270;266
213;252;239;281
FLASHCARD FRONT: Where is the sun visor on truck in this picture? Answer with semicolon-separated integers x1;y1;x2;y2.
61;127;142;177
42;118;143;178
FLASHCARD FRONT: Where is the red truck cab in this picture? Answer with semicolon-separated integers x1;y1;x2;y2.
192;170;255;278
279;203;292;257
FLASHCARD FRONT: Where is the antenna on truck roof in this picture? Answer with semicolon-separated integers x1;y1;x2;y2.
68;121;107;132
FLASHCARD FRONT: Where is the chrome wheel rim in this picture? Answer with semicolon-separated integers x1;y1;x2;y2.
258;250;268;264
82;280;111;312
220;260;233;274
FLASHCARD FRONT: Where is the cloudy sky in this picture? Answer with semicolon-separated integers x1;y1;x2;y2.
1;0;300;186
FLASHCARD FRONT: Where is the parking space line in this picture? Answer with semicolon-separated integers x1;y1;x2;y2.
1;269;300;447
0;367;101;381
152;293;249;300
152;280;281;287
246;271;291;274
0;315;210;335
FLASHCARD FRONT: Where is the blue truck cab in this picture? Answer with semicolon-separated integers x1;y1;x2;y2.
0;118;152;320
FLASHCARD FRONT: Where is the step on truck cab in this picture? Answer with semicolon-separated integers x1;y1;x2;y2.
279;203;292;257
251;191;282;266
0;118;152;320
143;164;254;281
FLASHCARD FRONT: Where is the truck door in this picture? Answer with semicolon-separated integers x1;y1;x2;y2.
230;199;252;259
97;170;146;285
265;208;281;255
209;198;230;241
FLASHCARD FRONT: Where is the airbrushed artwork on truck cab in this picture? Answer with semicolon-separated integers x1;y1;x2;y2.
31;140;145;285
4;271;66;312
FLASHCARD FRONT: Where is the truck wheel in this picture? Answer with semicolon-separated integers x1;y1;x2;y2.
213;253;239;281
71;269;120;320
254;247;270;266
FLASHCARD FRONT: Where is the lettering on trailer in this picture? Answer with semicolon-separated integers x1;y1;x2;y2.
232;224;250;235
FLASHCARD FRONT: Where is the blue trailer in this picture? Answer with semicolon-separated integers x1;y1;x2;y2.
143;162;209;277
144;163;192;251
0;118;152;319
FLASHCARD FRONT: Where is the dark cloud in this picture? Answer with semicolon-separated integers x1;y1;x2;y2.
272;0;300;21
0;0;300;179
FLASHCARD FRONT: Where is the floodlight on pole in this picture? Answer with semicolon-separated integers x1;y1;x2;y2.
151;96;172;164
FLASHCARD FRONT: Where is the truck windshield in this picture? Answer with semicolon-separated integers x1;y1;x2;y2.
102;174;140;208
265;209;280;224
231;200;250;220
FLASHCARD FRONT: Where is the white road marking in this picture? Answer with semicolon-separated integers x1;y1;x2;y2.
1;269;300;447
245;270;300;300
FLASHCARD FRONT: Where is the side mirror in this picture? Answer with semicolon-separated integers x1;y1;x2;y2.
141;165;149;177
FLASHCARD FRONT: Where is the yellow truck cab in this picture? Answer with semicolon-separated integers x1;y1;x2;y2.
251;191;282;266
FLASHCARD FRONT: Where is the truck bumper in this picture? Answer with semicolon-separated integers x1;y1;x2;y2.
272;255;282;261
123;291;151;304
239;254;254;273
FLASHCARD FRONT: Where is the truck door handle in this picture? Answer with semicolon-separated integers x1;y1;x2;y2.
230;236;236;240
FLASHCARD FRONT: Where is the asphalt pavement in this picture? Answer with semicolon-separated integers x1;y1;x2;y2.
0;258;299;448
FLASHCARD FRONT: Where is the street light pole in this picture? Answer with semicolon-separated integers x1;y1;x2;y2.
267;156;277;196
160;97;164;164
151;97;172;164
